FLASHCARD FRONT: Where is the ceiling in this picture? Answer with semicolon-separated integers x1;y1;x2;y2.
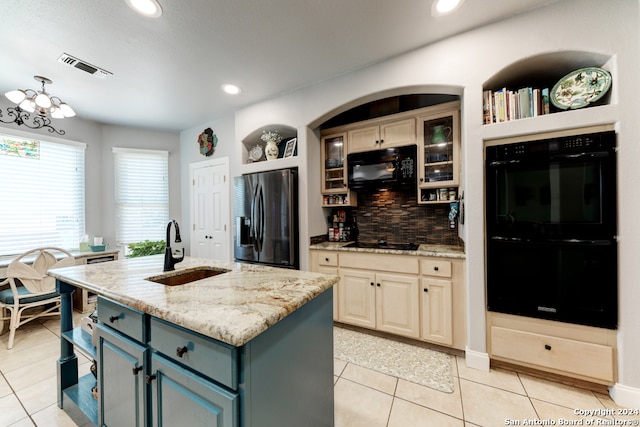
1;0;558;132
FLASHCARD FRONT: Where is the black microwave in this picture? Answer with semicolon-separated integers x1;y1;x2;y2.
347;145;417;189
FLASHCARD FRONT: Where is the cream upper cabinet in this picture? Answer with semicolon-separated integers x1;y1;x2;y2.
416;101;461;204
347;118;416;154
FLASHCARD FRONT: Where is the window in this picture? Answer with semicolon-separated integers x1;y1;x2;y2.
0;133;85;256
113;147;168;247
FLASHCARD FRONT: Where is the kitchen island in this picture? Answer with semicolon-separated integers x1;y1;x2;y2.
48;255;337;427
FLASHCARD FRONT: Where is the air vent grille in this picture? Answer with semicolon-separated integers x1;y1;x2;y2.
57;53;112;80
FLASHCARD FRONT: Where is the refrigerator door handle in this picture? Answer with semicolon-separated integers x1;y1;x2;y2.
257;185;265;252
251;183;262;253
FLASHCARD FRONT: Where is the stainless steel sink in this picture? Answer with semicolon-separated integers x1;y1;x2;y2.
146;267;230;286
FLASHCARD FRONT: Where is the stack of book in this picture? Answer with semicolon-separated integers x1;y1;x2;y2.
483;87;551;124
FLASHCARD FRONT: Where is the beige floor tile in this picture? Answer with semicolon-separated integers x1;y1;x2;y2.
4;357;58;392
0;375;12;398
519;374;604;410
334;378;393;427
455;356;526;395
0;323;58;356
0;339;60;374
0;393;29;427
334;358;347;376
341;363;397;395
460;378;537;426
388;397;464;427
531;398;614;424
6;418;34;427
14;376;58;415
395;378;463;419
31;403;81;427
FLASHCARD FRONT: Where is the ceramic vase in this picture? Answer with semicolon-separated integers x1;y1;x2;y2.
265;141;279;160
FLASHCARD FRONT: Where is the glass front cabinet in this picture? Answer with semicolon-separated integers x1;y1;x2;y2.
417;107;460;204
320;132;356;207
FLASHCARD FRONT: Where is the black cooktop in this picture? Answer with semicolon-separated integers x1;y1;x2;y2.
345;241;419;251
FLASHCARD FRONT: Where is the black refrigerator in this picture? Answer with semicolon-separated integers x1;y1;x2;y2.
234;168;299;269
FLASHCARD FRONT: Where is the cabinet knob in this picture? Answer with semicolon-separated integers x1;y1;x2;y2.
176;346;189;358
434;266;439;271
419;178;424;182
132;366;143;375
544;344;552;351
325;257;329;262
146;374;157;384
376;283;380;287
370;282;374;287
109;315;120;323
423;288;428;292
380;139;384;144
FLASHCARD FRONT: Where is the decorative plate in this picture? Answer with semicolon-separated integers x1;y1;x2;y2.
550;67;612;110
249;144;263;162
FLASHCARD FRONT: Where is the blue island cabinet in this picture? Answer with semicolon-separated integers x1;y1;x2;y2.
56;279;335;427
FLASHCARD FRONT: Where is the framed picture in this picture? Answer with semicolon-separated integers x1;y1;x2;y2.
283;138;297;158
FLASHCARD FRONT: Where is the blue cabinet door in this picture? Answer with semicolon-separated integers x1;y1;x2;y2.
96;324;148;427
150;353;238;427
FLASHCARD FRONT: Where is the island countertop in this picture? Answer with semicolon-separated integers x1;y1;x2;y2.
47;254;338;347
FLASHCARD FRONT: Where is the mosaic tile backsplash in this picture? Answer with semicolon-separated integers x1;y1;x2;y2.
351;188;463;246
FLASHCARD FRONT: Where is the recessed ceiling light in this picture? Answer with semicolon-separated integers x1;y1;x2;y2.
125;0;162;18
221;84;241;95
431;0;464;16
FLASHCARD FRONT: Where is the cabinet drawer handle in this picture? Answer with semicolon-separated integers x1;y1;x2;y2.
176;346;188;358
132;366;143;375
109;315;120;323
434;266;439;271
146;374;157;384
544;344;552;351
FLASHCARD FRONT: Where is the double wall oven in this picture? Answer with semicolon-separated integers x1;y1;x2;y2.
485;130;617;329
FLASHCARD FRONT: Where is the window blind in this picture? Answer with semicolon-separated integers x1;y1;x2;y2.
113;148;169;246
0;133;85;256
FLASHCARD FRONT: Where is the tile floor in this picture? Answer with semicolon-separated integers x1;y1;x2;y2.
1;315;634;427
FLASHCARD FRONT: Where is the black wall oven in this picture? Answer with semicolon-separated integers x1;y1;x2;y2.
485;130;617;329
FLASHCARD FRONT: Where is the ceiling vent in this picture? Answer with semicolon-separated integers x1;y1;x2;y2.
57;53;113;80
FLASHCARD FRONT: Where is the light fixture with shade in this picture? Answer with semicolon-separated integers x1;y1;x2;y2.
1;75;75;135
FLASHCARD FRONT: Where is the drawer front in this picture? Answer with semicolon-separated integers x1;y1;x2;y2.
340;253;419;274
318;251;338;267
421;259;452;278
491;326;614;382
98;297;147;343
149;317;238;390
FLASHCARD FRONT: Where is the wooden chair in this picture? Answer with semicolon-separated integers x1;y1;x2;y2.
0;247;75;349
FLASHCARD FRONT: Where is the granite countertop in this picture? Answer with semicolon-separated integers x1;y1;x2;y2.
309;241;466;259
47;255;338;347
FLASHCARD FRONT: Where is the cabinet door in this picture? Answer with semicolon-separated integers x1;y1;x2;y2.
97;324;148;427
150;353;238;427
420;278;453;345
376;273;420;338
338;268;376;328
321;133;348;194
417;109;460;203
347;125;380;153
380;118;415;148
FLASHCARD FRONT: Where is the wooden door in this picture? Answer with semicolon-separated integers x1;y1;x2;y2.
376;273;420;338
338;268;376;328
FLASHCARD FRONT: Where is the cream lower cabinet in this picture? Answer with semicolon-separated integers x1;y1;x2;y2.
421;278;452;345
310;251;339;321
338;268;420;338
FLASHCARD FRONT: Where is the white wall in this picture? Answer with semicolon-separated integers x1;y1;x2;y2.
226;0;640;405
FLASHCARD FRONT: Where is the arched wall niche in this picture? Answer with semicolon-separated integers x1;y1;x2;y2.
240;123;297;163
483;50;613;92
308;84;464;130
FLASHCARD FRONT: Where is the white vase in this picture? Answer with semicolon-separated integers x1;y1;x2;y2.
265;141;279;160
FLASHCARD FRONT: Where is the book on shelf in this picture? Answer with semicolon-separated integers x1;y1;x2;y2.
483;86;550;124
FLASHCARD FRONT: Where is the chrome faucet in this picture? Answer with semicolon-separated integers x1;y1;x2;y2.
164;220;184;271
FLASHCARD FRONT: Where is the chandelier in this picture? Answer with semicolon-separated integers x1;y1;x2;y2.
1;75;75;135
